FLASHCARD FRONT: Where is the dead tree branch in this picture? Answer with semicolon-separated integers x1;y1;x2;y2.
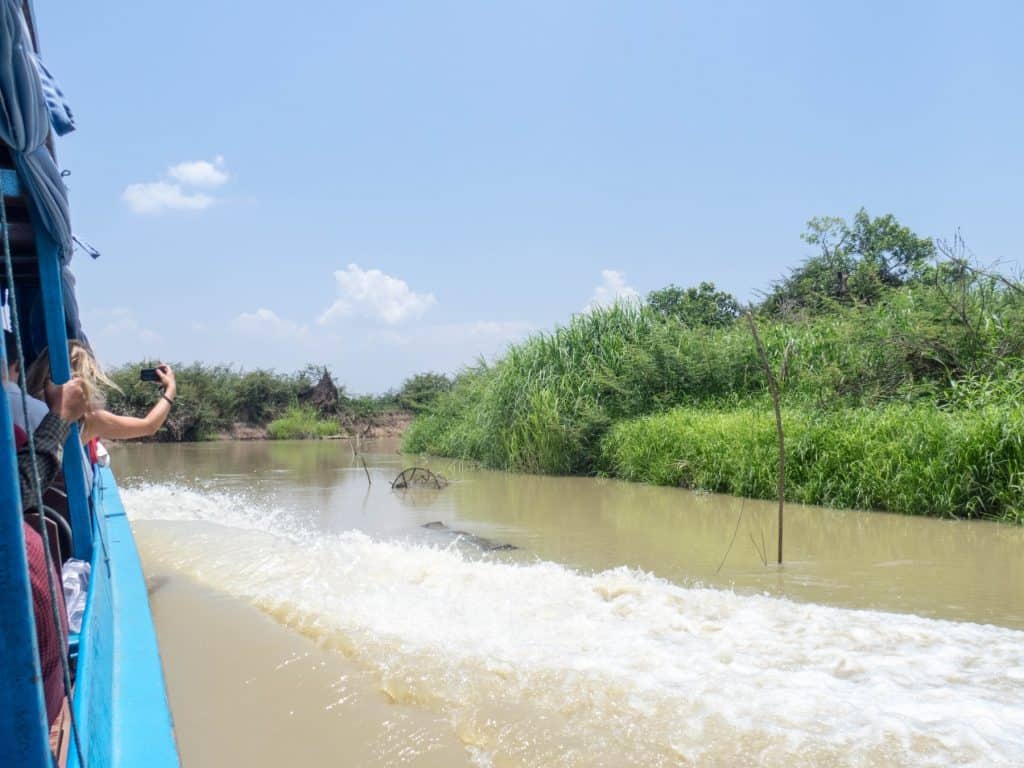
746;311;785;565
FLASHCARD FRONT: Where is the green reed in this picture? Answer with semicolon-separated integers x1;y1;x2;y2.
600;402;1024;522
404;281;1024;519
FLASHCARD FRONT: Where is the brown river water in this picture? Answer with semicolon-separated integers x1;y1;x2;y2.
109;440;1024;767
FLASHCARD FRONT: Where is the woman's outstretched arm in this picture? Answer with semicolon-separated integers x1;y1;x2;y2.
81;364;177;442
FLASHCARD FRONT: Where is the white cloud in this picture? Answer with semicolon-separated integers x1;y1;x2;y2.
122;156;229;214
585;269;640;312
233;308;308;340
167;156;229;187
318;264;436;325
121;182;214;214
82;307;162;362
87;307;160;339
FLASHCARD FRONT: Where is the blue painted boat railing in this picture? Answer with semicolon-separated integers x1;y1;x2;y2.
35;222;94;563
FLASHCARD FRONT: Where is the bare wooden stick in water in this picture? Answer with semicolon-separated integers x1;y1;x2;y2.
746;310;785;565
715;498;746;575
749;530;768;567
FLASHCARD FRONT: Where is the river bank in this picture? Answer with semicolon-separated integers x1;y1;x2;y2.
219;409;414;441
409;396;1024;524
404;275;1024;523
104;408;415;444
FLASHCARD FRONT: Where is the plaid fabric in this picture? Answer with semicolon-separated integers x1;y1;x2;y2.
24;522;68;724
17;412;71;512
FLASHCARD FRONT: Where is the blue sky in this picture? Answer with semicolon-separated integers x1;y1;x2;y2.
35;0;1024;392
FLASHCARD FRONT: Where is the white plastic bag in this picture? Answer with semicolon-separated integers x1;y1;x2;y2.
61;558;90;633
95;440;110;468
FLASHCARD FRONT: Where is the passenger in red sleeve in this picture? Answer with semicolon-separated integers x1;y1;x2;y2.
23;521;68;724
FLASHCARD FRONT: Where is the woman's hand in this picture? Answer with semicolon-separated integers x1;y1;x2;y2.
155;364;177;400
44;377;89;423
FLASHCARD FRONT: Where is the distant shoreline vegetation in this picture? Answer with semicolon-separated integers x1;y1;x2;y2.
104;365;452;442
403;210;1024;523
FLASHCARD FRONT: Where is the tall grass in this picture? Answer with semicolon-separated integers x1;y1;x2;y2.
266;406;339;440
405;285;1024;476
404;280;1024;520
600;402;1024;522
405;304;764;472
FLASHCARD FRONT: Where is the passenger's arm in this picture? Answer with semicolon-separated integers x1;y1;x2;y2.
81;364;176;442
83;405;170;441
17;413;71;511
17;380;88;512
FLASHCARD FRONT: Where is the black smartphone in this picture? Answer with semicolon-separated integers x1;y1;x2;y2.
139;367;161;382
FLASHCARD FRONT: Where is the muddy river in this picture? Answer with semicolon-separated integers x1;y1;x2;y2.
110;440;1024;767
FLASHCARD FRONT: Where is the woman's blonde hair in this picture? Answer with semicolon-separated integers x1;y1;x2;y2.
26;340;122;409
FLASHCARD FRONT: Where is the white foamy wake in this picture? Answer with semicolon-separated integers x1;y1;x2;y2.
122;484;1024;768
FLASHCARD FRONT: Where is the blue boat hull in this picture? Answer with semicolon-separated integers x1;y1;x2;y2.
68;465;179;768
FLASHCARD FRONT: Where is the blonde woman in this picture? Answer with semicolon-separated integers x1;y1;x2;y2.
26;341;177;443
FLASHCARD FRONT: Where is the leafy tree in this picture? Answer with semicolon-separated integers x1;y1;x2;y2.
767;208;935;312
295;364;330;390
233;369;296;423
646;282;741;327
397;372;453;412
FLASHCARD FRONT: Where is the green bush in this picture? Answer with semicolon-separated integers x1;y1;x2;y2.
647;282;741;327
396;372;453;413
233;369;299;423
266;406;339;440
343;393;401;420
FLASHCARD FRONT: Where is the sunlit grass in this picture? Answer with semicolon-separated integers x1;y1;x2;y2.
266;406;339;440
600;402;1024;522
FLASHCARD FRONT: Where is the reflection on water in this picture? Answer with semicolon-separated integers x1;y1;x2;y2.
112;440;1024;767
